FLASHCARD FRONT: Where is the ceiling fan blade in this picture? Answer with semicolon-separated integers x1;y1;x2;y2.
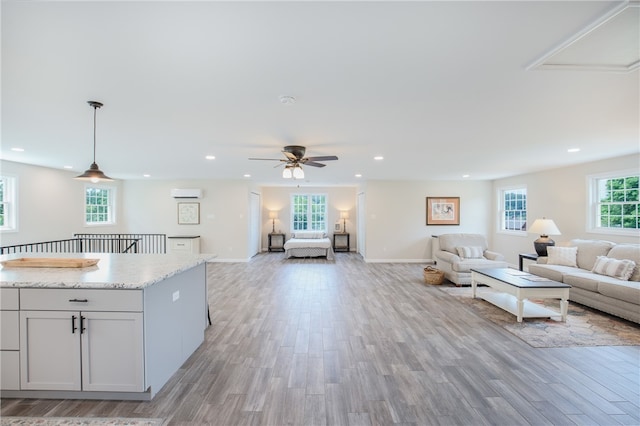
305;155;338;162
304;161;327;168
282;151;298;161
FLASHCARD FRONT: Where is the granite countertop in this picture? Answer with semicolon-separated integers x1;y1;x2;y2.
0;252;216;289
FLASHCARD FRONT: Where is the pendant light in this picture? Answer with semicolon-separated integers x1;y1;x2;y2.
75;101;113;183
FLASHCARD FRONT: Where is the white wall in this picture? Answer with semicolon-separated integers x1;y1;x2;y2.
363;180;493;262
122;179;251;260
491;153;640;267
260;186;357;251
0;160;124;247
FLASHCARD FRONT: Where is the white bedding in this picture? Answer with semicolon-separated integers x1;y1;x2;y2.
284;237;335;260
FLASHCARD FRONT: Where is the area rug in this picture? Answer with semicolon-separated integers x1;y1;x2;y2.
0;418;165;426
439;286;640;348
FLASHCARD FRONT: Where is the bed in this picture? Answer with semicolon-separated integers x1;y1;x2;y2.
284;231;335;260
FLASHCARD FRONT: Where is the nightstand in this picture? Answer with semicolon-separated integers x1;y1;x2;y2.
268;233;285;252
519;253;539;271
333;233;350;252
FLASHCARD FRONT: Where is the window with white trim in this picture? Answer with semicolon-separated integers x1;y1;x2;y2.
0;176;17;231
85;185;115;225
291;194;327;231
498;186;527;233
589;171;639;234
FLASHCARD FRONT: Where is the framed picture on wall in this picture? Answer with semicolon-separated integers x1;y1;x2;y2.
334;223;342;232
426;197;460;225
178;202;200;225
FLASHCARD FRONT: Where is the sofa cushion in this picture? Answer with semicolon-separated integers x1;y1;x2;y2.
450;258;507;273
607;244;640;282
591;256;636;281
528;263;576;283
456;246;484;259
547;246;578;267
438;234;488;254
570;239;615;270
597;280;640;304
562;272;601;292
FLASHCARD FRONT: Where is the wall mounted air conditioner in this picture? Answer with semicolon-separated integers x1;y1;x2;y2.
171;188;202;199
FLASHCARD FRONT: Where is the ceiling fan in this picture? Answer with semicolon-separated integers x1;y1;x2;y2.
249;145;338;178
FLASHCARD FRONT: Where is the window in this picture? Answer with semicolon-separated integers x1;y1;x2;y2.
85;185;115;225
589;171;639;234
499;186;527;233
291;194;327;231
0;176;17;231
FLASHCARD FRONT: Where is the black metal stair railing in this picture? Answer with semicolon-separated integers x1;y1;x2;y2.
0;233;166;255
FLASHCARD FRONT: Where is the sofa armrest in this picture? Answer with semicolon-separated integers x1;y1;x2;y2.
536;256;548;264
483;250;504;261
434;250;461;264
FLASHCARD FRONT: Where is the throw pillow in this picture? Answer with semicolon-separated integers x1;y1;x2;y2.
456;246;484;259
547;246;578;267
591;256;636;281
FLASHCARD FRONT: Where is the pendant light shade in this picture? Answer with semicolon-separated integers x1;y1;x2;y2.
75;101;113;183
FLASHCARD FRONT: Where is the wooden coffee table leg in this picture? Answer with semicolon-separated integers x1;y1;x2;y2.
560;294;569;322
517;298;524;322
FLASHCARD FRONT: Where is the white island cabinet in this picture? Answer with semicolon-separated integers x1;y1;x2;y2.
0;252;214;401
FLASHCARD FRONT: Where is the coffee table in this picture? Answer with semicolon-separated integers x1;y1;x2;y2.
471;268;571;322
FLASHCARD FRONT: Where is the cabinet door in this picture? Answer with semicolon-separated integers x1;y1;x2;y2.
81;311;144;392
20;311;81;391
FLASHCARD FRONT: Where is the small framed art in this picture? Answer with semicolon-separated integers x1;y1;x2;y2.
178;202;200;225
426;197;460;225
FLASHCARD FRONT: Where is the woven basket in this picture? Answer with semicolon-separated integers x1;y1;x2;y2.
423;266;444;285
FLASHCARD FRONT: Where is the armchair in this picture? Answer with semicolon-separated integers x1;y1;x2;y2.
433;233;507;286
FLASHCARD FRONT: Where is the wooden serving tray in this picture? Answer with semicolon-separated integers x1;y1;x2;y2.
0;257;100;268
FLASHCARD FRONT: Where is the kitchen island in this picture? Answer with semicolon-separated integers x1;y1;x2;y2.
0;252;214;400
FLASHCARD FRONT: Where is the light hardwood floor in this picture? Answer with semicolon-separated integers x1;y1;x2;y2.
2;253;639;425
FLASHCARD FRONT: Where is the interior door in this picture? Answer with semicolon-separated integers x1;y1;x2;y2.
357;192;365;258
249;192;261;257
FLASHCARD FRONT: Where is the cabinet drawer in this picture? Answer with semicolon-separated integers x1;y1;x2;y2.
1;311;19;350
1;288;19;310
20;288;143;312
170;239;193;251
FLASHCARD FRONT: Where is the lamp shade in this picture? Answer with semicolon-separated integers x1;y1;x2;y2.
293;166;304;179
282;166;293;179
269;211;278;220
529;218;561;256
529;218;561;236
340;211;349;220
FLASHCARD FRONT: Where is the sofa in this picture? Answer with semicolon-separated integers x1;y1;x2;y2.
433;234;508;286
528;239;640;324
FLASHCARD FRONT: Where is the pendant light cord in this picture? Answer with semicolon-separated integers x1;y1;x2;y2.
92;105;97;164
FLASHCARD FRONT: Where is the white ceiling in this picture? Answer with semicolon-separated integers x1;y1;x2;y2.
2;1;638;186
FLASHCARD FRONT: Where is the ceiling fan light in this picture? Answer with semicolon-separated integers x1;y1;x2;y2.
293;165;304;179
282;166;293;179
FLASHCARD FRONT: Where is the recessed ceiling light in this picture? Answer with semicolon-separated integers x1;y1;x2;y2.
462;174;470;178
143;174;151;178
279;95;296;105
205;155;216;160
11;147;24;152
243;174;251;178
355;174;362;178
567;148;580;153
64;165;73;169
374;156;384;161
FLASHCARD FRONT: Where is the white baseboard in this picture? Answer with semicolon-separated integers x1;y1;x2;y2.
364;258;436;264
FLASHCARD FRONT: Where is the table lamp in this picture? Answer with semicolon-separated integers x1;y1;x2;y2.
340;211;349;233
529;217;561;256
269;211;278;233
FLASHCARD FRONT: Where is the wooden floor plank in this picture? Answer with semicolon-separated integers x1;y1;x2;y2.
2;253;639;425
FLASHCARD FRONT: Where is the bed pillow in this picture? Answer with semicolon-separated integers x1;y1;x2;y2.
591;256;636;281
293;231;325;239
546;246;578;267
456;246;484;259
